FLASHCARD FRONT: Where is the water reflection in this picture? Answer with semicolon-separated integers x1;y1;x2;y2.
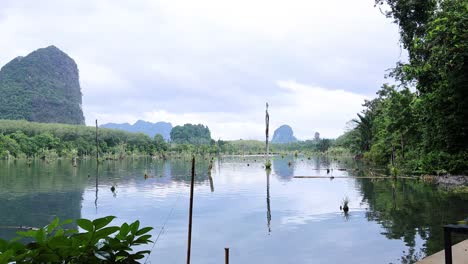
272;157;294;181
0;157;467;264
266;168;272;233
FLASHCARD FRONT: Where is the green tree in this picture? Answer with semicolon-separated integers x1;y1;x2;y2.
153;134;168;152
170;124;212;145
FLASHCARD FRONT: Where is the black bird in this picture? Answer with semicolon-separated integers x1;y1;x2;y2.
110;186;116;192
327;168;330;174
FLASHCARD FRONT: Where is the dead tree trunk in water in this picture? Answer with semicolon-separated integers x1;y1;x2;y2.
265;102;271;169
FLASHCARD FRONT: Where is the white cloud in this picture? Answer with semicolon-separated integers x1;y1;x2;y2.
0;0;402;139
87;80;367;140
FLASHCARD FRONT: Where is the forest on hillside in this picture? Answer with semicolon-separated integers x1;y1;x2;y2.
0;46;85;124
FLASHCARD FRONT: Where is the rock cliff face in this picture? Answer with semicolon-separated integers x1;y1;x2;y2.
271;125;297;143
0;46;85;124
101;120;173;140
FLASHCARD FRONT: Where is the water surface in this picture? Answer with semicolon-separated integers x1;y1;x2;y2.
0;156;466;263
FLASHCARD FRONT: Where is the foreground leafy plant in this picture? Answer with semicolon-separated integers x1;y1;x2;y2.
0;216;153;263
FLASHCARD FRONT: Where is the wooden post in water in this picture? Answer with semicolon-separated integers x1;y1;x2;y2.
444;226;452;264
186;156;196;264
95;119;99;209
224;248;229;264
95;119;99;165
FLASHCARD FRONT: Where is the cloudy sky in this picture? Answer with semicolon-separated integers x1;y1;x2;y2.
0;0;404;140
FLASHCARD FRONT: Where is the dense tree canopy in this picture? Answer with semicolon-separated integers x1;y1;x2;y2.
340;0;468;174
170;124;212;145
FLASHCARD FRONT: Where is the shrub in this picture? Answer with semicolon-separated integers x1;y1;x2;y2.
0;216;153;263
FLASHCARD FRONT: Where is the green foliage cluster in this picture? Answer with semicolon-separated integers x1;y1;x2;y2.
0;46;85;125
170;124;212;145
0;216;153;263
339;0;468;174
219;139;334;155
222;140;265;154
0;120;157;159
0;120;231;159
273;139;334;153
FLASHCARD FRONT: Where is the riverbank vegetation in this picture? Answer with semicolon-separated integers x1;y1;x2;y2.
336;0;468;175
0;120;336;160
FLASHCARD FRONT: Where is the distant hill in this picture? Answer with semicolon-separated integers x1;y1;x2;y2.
271;125;297;144
101;120;172;140
0;46;85;124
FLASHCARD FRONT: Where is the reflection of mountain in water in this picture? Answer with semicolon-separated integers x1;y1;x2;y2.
0;160;85;240
273;157;294;181
0;191;83;239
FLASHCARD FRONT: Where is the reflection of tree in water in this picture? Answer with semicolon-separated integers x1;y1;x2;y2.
266;169;272;233
356;178;468;263
272;157;294;181
163;158;210;183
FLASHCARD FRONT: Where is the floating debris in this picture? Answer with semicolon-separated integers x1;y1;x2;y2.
342;197;350;213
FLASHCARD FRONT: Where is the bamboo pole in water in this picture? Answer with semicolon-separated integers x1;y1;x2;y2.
186;157;195;264
225;248;229;264
95;120;99;209
95;119;99;166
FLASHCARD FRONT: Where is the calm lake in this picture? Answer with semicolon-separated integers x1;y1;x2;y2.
0;156;467;264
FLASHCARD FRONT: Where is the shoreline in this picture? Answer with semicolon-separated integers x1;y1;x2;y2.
434;175;468;189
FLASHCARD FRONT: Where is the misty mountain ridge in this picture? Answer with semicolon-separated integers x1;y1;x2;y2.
101;120;172;140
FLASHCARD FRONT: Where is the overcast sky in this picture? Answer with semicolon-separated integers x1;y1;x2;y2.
0;0;404;140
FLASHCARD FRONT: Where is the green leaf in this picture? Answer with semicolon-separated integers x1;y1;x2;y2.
48;236;70;249
60;219;73;226
135;250;151;255
92;216;116;230
94;226;120;240
47;217;60;233
135;227;153;236
133;254;145;260
0;249;14;264
133;235;152;245
117;223;130;239
17;229;37;238
130;220;140;235
0;239;7;251
54;228;64;237
76;219;94;232
116;255;126;261
34;229;46;243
